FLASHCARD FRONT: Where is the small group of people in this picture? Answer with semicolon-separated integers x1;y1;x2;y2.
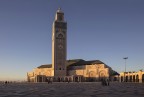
57;77;71;83
47;77;53;84
4;81;9;85
101;78;110;86
66;78;70;83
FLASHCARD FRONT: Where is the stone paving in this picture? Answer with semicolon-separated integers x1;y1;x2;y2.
0;82;144;97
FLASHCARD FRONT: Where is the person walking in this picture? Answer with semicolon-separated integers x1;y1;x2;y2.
107;78;110;86
50;77;53;84
47;78;50;84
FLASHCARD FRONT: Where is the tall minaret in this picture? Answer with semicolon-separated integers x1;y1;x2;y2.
52;8;67;77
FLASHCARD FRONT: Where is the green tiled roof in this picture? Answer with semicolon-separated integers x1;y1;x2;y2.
37;64;52;68
110;70;120;75
68;60;104;66
37;59;105;69
67;60;105;70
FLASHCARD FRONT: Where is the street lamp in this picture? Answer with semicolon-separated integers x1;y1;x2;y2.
123;57;128;82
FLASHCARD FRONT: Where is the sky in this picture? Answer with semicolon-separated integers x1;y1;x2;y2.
0;0;144;81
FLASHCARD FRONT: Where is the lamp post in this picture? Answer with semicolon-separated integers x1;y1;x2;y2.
123;57;128;82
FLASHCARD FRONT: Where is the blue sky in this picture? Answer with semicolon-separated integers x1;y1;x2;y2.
0;0;144;81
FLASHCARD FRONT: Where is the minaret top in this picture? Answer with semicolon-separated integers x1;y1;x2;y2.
57;8;63;13
55;8;64;21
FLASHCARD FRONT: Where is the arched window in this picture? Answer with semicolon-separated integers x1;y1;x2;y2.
58;34;63;38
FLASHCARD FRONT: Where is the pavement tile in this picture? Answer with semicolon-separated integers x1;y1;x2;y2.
0;82;144;97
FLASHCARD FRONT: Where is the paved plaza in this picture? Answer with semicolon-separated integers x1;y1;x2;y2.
0;82;144;97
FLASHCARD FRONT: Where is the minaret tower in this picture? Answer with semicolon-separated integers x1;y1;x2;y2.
52;8;67;77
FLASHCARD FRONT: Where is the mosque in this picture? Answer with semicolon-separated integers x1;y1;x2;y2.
27;8;119;82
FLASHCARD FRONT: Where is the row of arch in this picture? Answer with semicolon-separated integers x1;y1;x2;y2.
33;75;83;82
29;70;108;82
120;74;144;83
32;75;109;83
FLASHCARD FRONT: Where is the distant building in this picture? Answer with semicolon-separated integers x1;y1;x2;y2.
119;70;144;83
27;8;118;82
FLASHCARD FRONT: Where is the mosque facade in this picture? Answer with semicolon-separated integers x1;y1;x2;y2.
27;8;118;82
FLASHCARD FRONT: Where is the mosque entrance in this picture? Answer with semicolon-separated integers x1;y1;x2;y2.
133;75;135;82
129;76;132;82
121;76;124;82
142;74;144;83
125;76;128;82
136;75;139;82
